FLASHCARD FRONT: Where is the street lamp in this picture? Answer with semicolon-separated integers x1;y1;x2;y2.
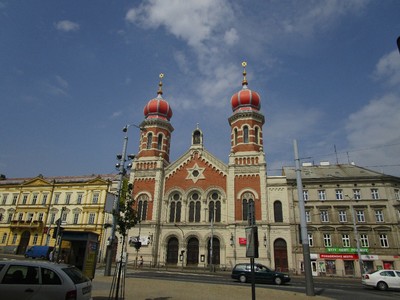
174;224;185;270
104;124;139;277
346;195;364;278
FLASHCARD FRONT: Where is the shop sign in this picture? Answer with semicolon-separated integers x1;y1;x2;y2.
239;237;247;245
325;247;369;253
362;254;378;260
320;253;358;259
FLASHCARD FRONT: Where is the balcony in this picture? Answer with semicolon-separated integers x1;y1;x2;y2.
10;220;44;229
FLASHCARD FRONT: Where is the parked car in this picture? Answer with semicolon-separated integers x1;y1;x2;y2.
231;263;291;285
24;246;54;259
0;260;92;300
362;269;400;291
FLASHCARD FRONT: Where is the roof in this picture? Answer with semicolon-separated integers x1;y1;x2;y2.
0;174;119;186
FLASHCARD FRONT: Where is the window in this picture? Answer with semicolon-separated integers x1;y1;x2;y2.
12;233;17;244
32;194;38;205
42;194;48;205
371;188;379;200
338;210;347;222
88;213;95;224
61;211;67;222
241;192;254;221
146;133;153;149
1;194;8;205
379;234;389;248
22;194;28;205
38;213;44;222
243;126;249;143
3;265;39;285
18;213;23;221
1;233;7;244
27;213;34;222
50;213;56;224
320;210;329;222
188;192;201;222
138;194;148;221
395;189;400;200
356;210;365;222
208;192;221;223
54;193;60;204
157;134;163;150
32;234;38;245
41;267;62;285
342;234;350;247
234;128;238;145
77;193;83;204
255;127;259;144
375;210;384;223
308;233;313;247
353;189;361;200
273;201;283;222
7;213;13;223
303;190;309;201
73;213;79;224
360;234;369;247
65;193;72;205
318;190;326;201
323;234;332;247
335;189;344;200
305;211;311;222
92;192;99;204
169;193;181;223
12;194;18;205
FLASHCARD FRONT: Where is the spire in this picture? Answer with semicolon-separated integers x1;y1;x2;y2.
242;61;248;87
157;73;164;96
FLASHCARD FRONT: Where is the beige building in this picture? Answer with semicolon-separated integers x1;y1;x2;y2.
284;163;400;277
0;174;117;263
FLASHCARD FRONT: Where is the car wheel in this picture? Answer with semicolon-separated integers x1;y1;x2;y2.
274;277;283;285
377;281;388;291
239;275;247;283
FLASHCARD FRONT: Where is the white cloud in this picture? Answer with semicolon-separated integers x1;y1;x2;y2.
55;20;80;32
55;75;68;89
373;50;400;88
224;28;238;46
110;111;122;119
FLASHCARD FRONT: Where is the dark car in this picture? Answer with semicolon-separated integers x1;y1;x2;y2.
231;263;291;285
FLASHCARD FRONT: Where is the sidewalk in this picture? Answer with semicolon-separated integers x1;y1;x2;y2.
92;271;332;300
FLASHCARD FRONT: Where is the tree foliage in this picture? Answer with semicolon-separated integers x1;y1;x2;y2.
116;178;138;237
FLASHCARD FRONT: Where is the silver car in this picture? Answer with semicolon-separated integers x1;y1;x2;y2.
0;260;92;300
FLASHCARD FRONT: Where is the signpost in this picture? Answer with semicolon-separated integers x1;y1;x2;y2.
246;201;258;300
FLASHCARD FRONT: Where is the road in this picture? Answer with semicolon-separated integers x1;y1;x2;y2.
124;269;400;300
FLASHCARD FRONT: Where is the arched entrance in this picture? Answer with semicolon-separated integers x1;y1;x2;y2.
207;237;220;265
166;237;179;264
186;237;199;265
17;231;30;255
274;238;288;272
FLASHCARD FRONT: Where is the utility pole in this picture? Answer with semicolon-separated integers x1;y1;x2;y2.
293;139;315;296
210;207;214;272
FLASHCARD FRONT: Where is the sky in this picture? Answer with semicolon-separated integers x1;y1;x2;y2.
1;0;400;179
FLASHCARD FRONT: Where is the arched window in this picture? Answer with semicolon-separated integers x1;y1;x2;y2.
255;127;259;144
193;130;201;144
169;193;182;223
243;126;249;143
188;192;201;222
208;192;221;222
137;194;149;221
157;134;163;150
146;133;153;149
234;128;238;145
274;200;283;222
241;192;254;221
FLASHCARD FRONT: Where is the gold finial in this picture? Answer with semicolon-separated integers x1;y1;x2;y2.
157;73;164;95
242;61;248;86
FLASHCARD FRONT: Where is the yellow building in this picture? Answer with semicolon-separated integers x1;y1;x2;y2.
0;174;117;261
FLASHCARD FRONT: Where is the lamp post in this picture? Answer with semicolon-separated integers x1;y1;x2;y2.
346;195;363;278
174;224;184;270
104;124;138;277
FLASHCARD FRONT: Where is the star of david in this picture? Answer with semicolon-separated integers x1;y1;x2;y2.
186;163;205;183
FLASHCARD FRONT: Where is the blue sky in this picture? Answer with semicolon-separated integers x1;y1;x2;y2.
1;0;400;178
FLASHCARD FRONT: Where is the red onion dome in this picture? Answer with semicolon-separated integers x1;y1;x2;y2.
231;61;261;112
143;95;173;121
143;73;173;121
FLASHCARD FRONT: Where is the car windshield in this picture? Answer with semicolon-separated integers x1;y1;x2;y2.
62;267;90;284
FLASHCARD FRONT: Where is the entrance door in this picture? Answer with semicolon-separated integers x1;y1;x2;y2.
166;237;179;264
186;237;199;265
207;237;220;265
311;261;318;276
273;238;288;272
17;231;30;255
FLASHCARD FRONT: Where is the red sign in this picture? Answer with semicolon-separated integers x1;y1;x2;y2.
239;238;247;245
320;253;358;259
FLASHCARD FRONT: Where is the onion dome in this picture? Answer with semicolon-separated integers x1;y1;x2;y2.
143;73;173;121
231;62;261;112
